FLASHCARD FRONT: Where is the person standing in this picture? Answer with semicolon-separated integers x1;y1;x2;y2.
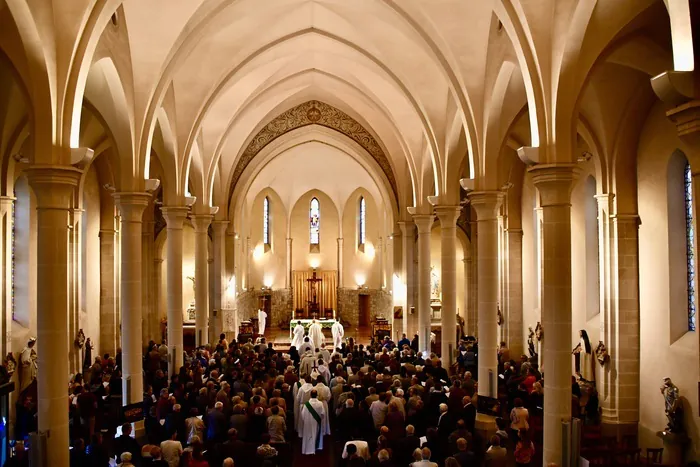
331;319;344;351
257;309;268;337
308;320;324;351
300;390;326;455
291;321;305;350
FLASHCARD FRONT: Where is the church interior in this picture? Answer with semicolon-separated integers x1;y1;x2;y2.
1;0;700;466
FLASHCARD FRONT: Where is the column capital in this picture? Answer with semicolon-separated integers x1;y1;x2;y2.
610;214;641;225
397;221;416;236
161;206;190;229
594;193;615;211
412;214;433;234
113;192;151;221
191;214;214;233
154;258;164;264
468;191;504;221
434;205;462;228
25;165;83;208
99;229;116;237
528;163;580;206
211;220;230;235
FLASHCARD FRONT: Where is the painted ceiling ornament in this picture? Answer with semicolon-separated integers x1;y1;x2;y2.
595;340;609;365
496;305;503;326
535;322;543;341
75;328;86;348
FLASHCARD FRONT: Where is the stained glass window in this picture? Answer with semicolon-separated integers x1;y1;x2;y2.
685;161;696;331
359;196;366;246
263;196;270;246
310;197;320;245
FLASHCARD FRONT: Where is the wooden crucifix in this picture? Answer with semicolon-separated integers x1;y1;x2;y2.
306;269;323;318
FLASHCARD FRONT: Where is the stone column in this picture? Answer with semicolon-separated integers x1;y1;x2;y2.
468;220;478;336
337;238;344;287
377;237;384;288
462;257;470;336
506;228;524;355
113;192;150;406
192;215;213;346
161;207;188;376
0;197;13;358
286;238;293;288
153;258;164;342
99;229;118;355
605;214;640;432
142;220;155;345
398;222;415;337
468;191;503;397
412;214;433;355
26;165;83;467
436;206;462;366
68;208;82;374
212;221;228;340
529;164;578;466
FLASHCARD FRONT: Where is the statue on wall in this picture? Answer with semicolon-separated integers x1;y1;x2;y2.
595;341;609;366
661;377;684;433
456;313;465;340
430;266;440;300
20;337;37;392
527;327;536;357
535;322;543;341
186;276;196;321
497;305;503;326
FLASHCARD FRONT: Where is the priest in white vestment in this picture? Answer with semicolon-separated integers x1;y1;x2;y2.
318;344;331;363
257;309;268;336
300;390;326;454
313;379;332;435
291;321;305;350
300;350;316;378
331;319;344;351
308;319;324;350
295;379;314;433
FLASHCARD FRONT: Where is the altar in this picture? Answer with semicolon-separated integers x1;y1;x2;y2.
289;318;336;338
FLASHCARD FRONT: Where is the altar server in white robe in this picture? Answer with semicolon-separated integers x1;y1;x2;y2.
308;319;324;350
293;375;306;412
296;379;315;433
313;377;332;435
291;321;305;350
331;319;344;351
318;344;331;363
299;336;313;354
258;309;268;336
300;390;326;454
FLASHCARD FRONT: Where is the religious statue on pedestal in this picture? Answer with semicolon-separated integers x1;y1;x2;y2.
20;337;37;392
661;377;684;433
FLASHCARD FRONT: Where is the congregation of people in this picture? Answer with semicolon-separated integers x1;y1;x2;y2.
6;321;601;467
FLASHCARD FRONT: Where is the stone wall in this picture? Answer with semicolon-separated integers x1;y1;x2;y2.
336;288;392;326
233;288;293;329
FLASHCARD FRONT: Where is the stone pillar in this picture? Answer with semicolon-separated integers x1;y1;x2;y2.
506;228;524;355
68;208;82;374
606;214;641;431
469;192;503;397
153;258;164;342
286;238;293;288
99;229;118;355
377;237;384;288
245;236;251;290
529;164;578;466
192;215;213;346
412;214;433;355
212;221;228;340
26;165;83;467
0;197;13;357
468;219;478;336
436;206;462;366
337;238;344;287
398;222;415;337
462;257;470;336
113;192;150;407
161;207;188;376
142;220;155;345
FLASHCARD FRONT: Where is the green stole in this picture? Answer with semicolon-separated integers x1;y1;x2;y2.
304;400;322;450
